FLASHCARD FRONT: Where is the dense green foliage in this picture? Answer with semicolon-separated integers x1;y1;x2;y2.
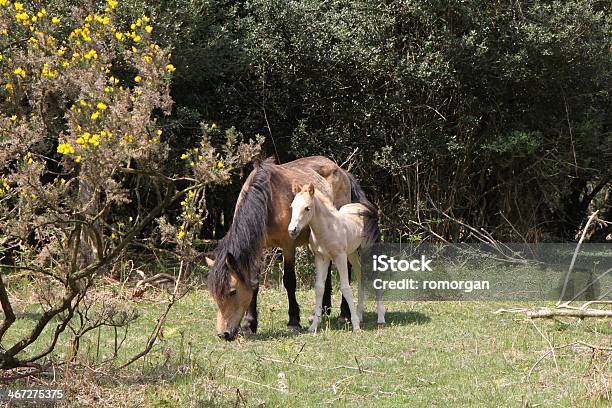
40;0;612;241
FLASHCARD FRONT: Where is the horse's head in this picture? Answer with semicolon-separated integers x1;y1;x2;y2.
288;183;315;239
206;252;253;341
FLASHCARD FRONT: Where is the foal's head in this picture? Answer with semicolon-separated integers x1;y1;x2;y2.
206;253;253;340
288;183;315;239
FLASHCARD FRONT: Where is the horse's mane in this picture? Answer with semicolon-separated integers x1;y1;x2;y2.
208;158;274;298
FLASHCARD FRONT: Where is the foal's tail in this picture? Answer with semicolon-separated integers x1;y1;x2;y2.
348;172;381;245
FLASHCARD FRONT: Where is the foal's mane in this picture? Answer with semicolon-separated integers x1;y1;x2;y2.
208;158;274;298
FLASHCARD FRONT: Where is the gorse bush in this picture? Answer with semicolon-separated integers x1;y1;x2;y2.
0;0;261;369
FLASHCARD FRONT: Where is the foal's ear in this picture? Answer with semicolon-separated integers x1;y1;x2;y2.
306;183;314;196
292;182;301;194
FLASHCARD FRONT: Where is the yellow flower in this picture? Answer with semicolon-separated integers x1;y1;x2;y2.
115;32;123;41
145;26;152;33
111;233;116;239
51;17;60;24
217;161;224;168
89;134;100;146
91;111;100;120
107;0;118;9
10;115;17;121
15;12;29;24
134;75;142;83
13;67;26;78
211;123;217;129
133;34;141;42
5;83;13;91
75;155;82;163
14;2;23;11
96;102;108;111
76;137;85;145
84;49;98;60
166;64;176;73
180;153;188;160
57;143;75;155
157;129;162;136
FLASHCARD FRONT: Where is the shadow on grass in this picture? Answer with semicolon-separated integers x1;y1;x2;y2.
249;310;431;340
15;312;44;320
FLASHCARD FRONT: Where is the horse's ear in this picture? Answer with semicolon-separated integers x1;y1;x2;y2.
205;256;215;268
203;252;216;267
307;183;314;196
292;182;301;194
225;252;238;272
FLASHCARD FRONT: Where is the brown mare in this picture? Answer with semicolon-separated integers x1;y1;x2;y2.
206;156;372;340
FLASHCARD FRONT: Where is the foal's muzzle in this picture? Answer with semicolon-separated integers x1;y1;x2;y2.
288;225;301;239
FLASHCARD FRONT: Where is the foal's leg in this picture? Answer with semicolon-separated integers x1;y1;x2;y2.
338;263;352;325
309;255;331;333
347;252;364;323
282;247;301;330
335;254;360;332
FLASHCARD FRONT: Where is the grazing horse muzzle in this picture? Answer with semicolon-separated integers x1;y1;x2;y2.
217;328;238;341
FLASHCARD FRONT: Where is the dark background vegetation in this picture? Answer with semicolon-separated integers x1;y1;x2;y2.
57;0;612;243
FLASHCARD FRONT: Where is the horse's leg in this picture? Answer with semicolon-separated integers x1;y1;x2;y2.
338;263;352;326
375;290;386;326
375;269;386;325
335;254;360;332
241;284;259;334
347;252;364;323
309;254;331;333
322;264;332;316
283;247;301;330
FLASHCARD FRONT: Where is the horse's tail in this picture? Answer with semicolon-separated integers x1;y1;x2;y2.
348;172;381;245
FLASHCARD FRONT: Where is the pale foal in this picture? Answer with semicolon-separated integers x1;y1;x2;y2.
288;183;385;333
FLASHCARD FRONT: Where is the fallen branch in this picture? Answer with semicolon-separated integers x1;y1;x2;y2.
495;307;612;319
226;374;286;393
525;308;612;319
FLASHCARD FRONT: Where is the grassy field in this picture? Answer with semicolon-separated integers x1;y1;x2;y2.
4;280;611;407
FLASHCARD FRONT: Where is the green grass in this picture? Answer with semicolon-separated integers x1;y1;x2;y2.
4;283;611;407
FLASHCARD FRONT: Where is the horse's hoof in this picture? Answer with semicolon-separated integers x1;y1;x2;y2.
287;324;301;332
308;326;318;334
377;322;386;328
352;327;362;333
